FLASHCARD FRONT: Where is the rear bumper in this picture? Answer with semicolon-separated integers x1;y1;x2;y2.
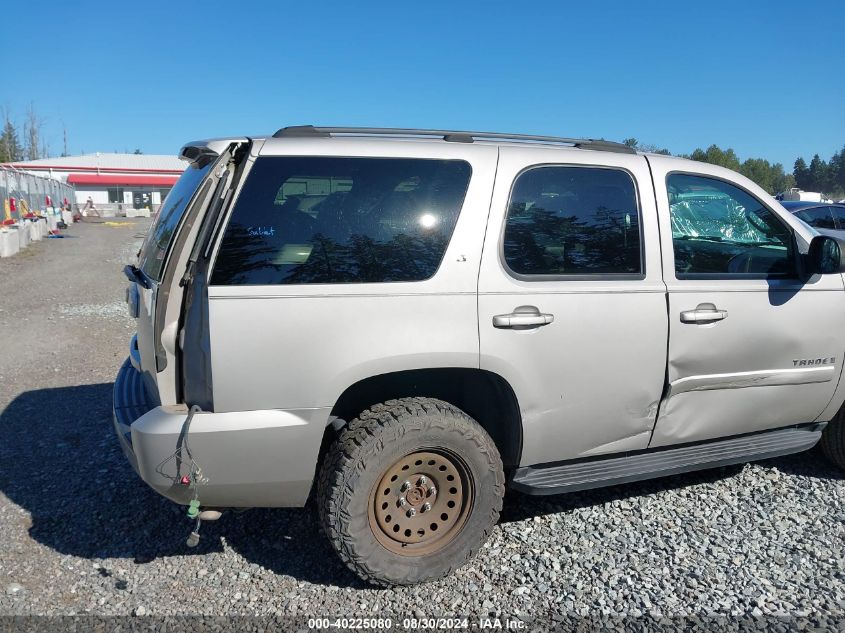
112;356;329;507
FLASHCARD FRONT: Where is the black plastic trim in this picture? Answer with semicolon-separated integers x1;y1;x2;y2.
511;424;824;495
113;358;155;444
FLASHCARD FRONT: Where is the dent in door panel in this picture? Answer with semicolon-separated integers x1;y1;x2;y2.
651;382;837;447
666;365;835;397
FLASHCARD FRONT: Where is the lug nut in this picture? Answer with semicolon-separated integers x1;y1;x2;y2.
418;476;427;486
398;497;408;507
406;508;416;518
422;502;432;513
401;480;411;492
427;486;437;496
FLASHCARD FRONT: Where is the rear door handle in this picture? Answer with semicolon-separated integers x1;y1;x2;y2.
493;305;554;329
680;303;728;324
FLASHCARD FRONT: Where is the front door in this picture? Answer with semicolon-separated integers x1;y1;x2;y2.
478;147;668;466
649;156;845;447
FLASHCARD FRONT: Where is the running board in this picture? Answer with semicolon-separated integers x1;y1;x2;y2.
511;425;824;496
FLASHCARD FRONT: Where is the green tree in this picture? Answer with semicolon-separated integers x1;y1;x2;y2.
690;144;741;171
622;137;670;154
793;157;810;190
808;154;830;192
829;145;845;196
771;167;795;195
688;144;791;194
0;118;23;162
740;158;774;193
737;158;794;195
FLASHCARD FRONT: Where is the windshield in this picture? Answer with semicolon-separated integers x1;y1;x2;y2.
139;160;213;281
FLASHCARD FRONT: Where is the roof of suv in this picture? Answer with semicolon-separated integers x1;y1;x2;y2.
181;127;712;176
267;125;638;154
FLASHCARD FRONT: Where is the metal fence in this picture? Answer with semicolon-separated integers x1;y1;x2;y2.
0;166;76;222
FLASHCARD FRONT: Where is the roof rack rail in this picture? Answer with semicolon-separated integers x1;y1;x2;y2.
272;125;636;154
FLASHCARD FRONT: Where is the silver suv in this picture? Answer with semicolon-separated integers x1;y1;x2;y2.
115;126;845;586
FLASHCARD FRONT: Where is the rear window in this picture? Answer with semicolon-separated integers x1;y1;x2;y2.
210;157;472;285
139;161;212;281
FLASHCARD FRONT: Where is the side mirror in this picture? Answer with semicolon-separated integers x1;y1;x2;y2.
808;234;845;275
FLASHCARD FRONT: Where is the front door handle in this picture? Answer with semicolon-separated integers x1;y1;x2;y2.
493;305;554;329
680;303;728;324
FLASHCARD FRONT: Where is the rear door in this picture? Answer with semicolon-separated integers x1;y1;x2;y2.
134;157;217;403
478;146;668;466
133;139;246;406
649;156;845;447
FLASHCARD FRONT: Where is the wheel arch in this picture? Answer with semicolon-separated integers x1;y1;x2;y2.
323;368;523;469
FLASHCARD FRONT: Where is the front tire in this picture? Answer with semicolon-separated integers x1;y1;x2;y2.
317;397;505;586
821;406;845;470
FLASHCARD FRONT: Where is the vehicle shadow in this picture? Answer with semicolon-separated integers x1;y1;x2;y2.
1;384;840;590
0;384;183;564
0;383;365;587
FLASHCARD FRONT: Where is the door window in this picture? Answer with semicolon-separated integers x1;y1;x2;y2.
829;206;845;229
211;157;471;285
502;166;642;276
794;206;837;230
668;173;795;278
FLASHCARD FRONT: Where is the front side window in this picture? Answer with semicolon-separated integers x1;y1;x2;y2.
503;166;641;276
668;174;795;278
211;157;471;285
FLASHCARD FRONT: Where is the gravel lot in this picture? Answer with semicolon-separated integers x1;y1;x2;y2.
1;219;844;629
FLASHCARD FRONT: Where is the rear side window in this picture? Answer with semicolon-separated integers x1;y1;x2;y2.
830;206;845;228
211;157;471;285
503;166;642;276
794;206;836;230
139;160;213;281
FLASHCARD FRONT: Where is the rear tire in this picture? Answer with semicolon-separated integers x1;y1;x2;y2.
317;397;505;586
821;406;845;470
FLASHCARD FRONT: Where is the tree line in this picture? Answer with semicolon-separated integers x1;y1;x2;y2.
0;104;52;163
624;138;845;199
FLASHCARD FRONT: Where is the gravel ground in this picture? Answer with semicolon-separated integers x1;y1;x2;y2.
0;219;844;629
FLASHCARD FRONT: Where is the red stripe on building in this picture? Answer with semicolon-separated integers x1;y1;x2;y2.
7;165;183;174
66;174;180;186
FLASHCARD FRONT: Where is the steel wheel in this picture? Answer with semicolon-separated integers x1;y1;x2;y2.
369;449;473;556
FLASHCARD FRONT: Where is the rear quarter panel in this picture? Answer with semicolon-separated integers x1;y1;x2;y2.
206;139;499;413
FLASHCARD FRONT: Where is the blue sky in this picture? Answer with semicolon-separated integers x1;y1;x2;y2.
3;0;843;167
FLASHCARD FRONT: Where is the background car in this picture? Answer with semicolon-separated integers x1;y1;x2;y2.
781;200;845;232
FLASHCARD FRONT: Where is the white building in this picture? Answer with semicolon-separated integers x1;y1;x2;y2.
5;153;185;211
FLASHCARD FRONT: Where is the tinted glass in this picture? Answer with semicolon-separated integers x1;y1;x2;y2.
829;206;845;228
794;206;836;229
211;157;471;285
668;173;794;277
503;166;641;276
139;161;212;281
